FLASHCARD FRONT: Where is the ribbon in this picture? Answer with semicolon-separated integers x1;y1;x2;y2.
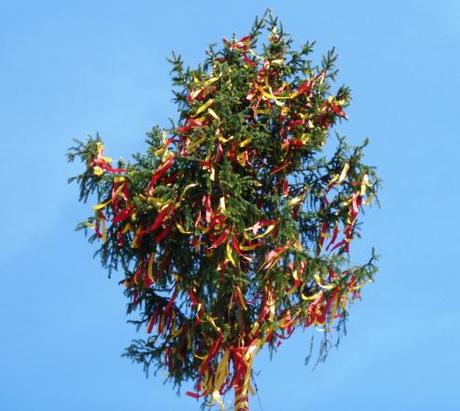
209;227;231;250
91;143;126;174
199;335;224;376
148;204;174;233
150;155;175;190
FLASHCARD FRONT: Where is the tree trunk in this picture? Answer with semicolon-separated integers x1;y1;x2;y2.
234;386;249;411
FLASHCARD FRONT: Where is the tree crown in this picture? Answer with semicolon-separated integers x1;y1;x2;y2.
68;12;380;410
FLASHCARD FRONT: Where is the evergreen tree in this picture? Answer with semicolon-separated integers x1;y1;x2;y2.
68;12;380;411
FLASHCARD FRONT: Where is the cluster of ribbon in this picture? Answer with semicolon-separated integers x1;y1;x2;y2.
85;32;376;411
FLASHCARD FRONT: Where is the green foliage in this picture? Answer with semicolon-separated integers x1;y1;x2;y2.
68;11;380;410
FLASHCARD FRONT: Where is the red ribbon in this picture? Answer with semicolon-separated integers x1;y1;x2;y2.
148;205;174;233
150;155;175;190
209;227;231;249
154;223;173;244
113;206;134;224
199;335;224;375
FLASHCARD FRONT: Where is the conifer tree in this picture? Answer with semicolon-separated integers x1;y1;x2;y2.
68;12;380;411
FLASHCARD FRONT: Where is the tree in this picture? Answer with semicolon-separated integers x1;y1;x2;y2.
68;12;380;411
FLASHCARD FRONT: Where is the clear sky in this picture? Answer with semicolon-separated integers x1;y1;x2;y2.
1;1;459;410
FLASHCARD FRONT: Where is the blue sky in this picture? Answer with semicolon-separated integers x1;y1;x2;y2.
1;1;459;410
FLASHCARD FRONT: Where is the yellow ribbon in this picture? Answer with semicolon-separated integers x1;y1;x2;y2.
314;274;335;290
194;99;215;116
93;198;111;211
176;222;192;234
147;254;155;283
226;242;237;267
207;107;220;120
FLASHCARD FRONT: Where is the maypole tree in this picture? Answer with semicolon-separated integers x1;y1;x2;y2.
68;12;380;411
